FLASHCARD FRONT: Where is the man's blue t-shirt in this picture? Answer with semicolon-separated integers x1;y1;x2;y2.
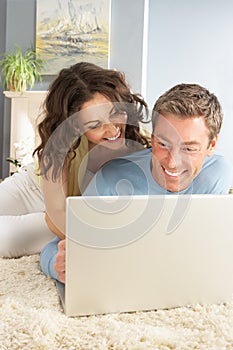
84;148;233;196
40;149;233;281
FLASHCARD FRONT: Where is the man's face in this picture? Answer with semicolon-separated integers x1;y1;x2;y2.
151;113;217;192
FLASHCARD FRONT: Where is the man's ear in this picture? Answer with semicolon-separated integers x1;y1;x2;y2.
207;135;218;157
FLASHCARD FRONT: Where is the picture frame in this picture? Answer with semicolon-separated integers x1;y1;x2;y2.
36;0;111;75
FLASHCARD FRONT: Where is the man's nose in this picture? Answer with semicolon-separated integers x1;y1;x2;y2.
166;148;182;169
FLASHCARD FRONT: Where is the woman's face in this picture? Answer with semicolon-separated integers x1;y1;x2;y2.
78;93;127;150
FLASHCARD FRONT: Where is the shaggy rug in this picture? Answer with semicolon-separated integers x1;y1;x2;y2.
0;255;233;350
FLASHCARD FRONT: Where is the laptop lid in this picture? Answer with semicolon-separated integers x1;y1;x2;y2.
62;194;233;317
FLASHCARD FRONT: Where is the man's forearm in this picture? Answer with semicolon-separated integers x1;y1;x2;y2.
40;237;60;281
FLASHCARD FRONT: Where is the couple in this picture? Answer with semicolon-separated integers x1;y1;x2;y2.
0;62;232;279
39;67;233;283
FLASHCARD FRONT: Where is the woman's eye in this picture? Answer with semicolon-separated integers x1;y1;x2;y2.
88;123;101;130
109;112;119;120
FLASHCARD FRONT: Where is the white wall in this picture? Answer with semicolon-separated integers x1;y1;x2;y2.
110;0;146;93
146;0;233;169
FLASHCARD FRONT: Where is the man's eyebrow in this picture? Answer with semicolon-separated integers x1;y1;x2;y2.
154;134;201;146
153;134;171;142
181;141;201;146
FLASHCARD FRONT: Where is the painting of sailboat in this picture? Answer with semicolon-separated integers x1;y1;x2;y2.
36;0;111;75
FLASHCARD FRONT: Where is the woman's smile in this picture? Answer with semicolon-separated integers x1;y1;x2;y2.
78;93;127;149
104;126;122;141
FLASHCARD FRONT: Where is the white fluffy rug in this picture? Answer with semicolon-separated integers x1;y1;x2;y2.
1;255;233;349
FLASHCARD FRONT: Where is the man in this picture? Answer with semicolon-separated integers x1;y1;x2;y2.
40;83;233;283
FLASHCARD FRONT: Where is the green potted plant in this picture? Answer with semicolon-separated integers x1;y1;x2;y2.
6;157;22;169
0;45;44;92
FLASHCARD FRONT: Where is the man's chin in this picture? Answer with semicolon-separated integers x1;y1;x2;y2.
168;184;192;193
164;176;193;193
165;185;181;193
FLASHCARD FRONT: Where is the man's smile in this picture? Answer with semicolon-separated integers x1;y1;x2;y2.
163;166;185;177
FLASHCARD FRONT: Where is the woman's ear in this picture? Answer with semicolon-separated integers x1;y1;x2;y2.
207;135;218;157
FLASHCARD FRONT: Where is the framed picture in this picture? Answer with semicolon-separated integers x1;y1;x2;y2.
36;0;111;75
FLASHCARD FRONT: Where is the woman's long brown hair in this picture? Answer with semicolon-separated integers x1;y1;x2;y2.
33;62;150;180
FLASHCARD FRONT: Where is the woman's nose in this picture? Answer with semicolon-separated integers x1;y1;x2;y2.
103;123;118;137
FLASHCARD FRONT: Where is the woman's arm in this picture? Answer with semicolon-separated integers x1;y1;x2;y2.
45;212;65;239
42;165;68;239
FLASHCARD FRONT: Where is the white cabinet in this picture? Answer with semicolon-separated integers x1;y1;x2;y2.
3;91;47;171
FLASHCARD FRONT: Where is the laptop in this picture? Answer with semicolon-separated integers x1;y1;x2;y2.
57;194;233;317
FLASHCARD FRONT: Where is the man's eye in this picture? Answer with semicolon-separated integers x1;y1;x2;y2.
158;141;169;148
182;147;198;153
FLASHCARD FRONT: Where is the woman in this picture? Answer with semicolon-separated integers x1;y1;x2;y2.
0;62;151;257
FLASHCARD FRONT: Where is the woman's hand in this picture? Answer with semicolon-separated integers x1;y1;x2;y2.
54;239;66;283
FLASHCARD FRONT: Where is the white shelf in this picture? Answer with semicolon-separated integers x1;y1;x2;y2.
4;90;47;99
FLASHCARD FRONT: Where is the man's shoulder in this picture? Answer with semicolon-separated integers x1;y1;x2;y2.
99;148;152;187
203;153;233;172
194;153;233;194
102;148;152;172
84;148;152;196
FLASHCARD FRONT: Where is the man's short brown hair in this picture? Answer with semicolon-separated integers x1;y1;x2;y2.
152;83;223;141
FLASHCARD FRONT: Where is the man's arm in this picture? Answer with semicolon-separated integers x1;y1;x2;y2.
40;237;60;281
83;166;114;196
40;238;66;283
